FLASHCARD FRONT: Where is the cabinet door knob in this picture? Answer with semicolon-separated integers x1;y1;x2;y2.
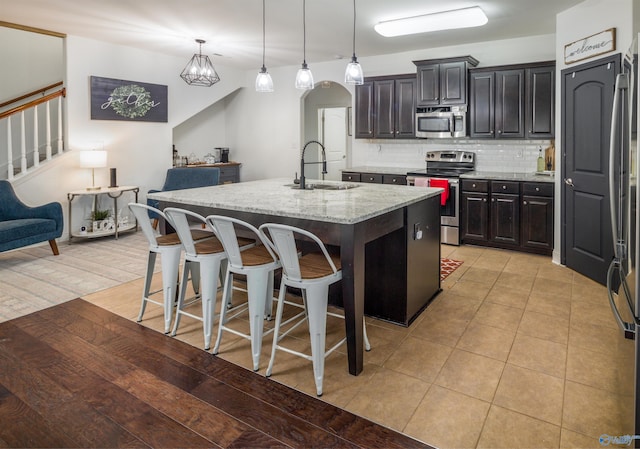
492;198;495;202
502;185;506;190
483;198;487;202
535;187;540;192
523;200;528;205
498;130;502;134
472;183;476;188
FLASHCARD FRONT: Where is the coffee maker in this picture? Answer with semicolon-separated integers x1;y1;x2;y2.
214;147;230;163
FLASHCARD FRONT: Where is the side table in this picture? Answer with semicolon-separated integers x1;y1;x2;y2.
67;186;139;240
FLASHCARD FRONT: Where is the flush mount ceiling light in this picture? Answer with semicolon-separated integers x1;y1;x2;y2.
374;6;488;37
256;0;274;92
344;0;364;85
295;0;314;90
180;39;220;87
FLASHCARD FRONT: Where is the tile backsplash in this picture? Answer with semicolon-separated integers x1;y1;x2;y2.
354;139;553;173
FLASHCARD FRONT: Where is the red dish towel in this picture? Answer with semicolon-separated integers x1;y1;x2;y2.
429;178;450;206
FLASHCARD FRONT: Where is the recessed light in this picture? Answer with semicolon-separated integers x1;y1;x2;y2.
374;6;488;37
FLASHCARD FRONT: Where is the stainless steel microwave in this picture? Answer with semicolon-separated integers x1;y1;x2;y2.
415;106;467;139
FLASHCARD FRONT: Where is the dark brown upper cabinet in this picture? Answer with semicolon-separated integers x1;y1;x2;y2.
355;80;374;138
355;74;416;139
414;56;478;108
470;61;555;139
470;68;525;138
526;65;555;139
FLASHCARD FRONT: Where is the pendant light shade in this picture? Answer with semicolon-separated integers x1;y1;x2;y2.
295;0;314;90
180;39;220;87
256;0;274;92
345;0;364;85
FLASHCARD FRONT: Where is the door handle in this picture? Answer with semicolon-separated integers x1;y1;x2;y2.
564;178;574;187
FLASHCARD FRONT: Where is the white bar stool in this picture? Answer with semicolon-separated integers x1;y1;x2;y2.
164;208;254;350
260;223;371;396
127;203;212;333
208;215;284;371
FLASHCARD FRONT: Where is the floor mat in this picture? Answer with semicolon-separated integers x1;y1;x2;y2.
440;258;463;281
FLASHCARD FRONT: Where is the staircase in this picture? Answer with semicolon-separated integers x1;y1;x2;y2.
0;82;66;180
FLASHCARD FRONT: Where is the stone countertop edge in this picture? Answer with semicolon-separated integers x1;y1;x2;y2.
460;171;556;183
343;166;423;175
148;178;443;225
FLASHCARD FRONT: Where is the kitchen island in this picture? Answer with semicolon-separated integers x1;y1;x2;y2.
148;178;443;376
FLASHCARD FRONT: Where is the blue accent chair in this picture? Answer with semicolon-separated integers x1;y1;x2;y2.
0;180;64;255
147;167;220;222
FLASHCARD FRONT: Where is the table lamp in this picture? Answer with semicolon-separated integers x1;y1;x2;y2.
79;150;107;190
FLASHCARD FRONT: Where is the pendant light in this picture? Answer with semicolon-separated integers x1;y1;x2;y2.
344;0;364;85
180;39;220;87
255;0;274;92
295;0;314;90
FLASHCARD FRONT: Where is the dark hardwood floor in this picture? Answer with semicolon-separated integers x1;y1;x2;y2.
0;299;432;448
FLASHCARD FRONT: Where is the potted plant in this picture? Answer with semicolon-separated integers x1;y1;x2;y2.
89;209;111;232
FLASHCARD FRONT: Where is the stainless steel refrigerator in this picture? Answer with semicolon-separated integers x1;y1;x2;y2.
607;35;640;443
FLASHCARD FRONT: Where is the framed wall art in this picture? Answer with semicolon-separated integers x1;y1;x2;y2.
564;28;616;65
90;76;168;122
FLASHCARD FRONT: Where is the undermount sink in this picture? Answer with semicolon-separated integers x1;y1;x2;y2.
287;183;360;191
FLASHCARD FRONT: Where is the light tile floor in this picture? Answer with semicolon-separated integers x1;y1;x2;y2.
81;243;635;449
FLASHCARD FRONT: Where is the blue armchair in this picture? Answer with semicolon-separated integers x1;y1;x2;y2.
0;180;64;255
147;167;220;223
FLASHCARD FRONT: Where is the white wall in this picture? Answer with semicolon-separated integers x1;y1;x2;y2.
173;100;227;159
0;27;63;101
13;35;246;239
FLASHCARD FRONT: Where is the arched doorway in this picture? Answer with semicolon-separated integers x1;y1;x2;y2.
302;81;352;181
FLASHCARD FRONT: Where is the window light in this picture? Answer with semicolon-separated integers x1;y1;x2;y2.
374;6;488;37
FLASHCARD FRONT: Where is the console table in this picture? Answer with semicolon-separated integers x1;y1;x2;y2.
67;186;139;240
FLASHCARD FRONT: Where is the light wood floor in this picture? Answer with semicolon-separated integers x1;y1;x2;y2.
2;233;635;448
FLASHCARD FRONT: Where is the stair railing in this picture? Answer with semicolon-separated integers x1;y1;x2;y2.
0;82;66;180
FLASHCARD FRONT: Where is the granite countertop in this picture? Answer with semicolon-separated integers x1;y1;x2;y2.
460;171;556;183
148;178;442;225
343;166;423;175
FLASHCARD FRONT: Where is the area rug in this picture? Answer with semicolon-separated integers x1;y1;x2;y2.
441;258;463;281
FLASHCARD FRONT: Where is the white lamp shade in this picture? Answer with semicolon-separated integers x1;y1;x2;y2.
345;60;364;85
256;69;274;92
79;150;107;168
295;67;314;90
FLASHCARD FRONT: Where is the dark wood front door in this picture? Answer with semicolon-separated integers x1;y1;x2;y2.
562;55;619;284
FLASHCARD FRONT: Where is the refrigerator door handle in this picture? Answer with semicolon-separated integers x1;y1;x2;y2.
607;259;639;339
609;72;628;253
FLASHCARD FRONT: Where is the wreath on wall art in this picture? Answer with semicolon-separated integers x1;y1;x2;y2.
108;84;153;119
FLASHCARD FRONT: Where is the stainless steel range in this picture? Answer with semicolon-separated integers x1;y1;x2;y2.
407;150;476;245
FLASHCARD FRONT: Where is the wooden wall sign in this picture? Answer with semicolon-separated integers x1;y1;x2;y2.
564;28;616;65
90;76;168;122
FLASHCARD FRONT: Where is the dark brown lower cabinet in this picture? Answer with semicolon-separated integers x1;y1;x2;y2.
461;191;489;242
490;181;520;247
521;184;554;253
462;179;553;255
